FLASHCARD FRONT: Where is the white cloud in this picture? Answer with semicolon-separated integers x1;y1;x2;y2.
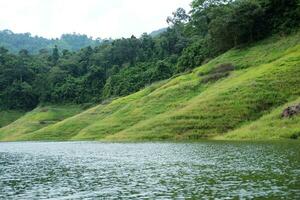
0;0;191;39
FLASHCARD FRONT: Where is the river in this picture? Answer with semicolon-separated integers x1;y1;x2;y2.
0;141;299;199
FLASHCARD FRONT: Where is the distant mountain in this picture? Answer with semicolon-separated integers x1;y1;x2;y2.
0;29;102;54
0;28;168;54
149;28;167;37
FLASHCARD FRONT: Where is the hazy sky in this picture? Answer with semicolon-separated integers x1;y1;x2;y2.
0;0;191;39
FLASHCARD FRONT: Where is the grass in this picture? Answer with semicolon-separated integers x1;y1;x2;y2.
0;105;84;141
219;97;300;140
0;31;300;141
0;110;25;128
106;48;300;141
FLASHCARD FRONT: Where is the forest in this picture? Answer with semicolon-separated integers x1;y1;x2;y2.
0;30;103;53
0;0;299;110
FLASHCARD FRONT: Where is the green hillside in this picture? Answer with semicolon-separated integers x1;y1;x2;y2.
1;31;299;141
220;97;300;140
0;110;25;128
104;35;300;141
0;105;83;141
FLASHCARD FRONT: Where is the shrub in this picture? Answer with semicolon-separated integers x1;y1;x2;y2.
290;132;300;140
200;63;235;83
201;72;230;83
211;63;235;74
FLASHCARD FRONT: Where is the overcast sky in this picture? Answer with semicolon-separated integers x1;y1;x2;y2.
0;0;191;39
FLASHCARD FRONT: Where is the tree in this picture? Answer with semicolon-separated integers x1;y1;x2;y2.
150;61;172;82
0;0;298;110
18;49;29;57
177;38;210;72
1;81;38;109
51;45;60;65
261;0;300;33
167;8;190;26
0;30;102;53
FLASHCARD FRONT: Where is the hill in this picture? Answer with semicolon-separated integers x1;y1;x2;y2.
220;97;300;140
1;31;299;141
0;29;102;53
0;110;25;128
0;105;83;141
149;28;167;37
1;0;299;141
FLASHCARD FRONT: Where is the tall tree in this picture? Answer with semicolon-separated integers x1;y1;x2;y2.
51;45;60;65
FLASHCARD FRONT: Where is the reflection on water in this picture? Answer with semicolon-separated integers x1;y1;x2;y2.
0;141;299;199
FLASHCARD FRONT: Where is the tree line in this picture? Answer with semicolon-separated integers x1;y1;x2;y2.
0;0;299;110
0;30;102;54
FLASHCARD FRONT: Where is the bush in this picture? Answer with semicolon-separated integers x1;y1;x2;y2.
211;63;235;74
290;132;300;140
200;63;235;83
176;39;210;72
201;72;230;83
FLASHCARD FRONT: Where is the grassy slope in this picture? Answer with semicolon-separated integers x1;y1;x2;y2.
0;105;83;141
1;32;300;141
22;78;203;140
0;110;25;128
108;46;300;140
220;97;300;140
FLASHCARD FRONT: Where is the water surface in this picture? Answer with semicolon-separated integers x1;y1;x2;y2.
0;141;299;199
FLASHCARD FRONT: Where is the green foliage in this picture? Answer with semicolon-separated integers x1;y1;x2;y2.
0;105;83;141
1;25;188;109
0;30;102;54
0;0;299;135
167;7;190;26
0;110;25;128
262;0;300;34
181;0;300;69
221;97;300;140
199;63;235;83
51;45;60;65
177;38;210;72
1;31;298;141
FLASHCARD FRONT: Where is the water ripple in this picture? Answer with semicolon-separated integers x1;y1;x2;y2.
0;141;299;199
